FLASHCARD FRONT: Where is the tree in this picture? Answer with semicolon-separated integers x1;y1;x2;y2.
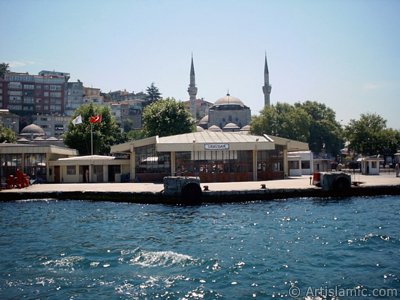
144;82;162;105
0;124;16;143
0;63;10;79
344;113;400;156
126;129;146;141
63;103;126;155
142;98;195;137
295;101;344;156
251;102;311;142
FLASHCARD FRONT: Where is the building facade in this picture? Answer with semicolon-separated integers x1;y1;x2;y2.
65;81;84;116
0;143;77;185
32;114;71;138
111;131;308;183
0;109;19;134
0;71;69;116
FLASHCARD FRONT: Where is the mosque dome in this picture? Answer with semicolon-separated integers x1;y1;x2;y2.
240;124;251;131
214;94;246;108
199;115;209;125
208;125;222;132
223;122;240;130
20;124;45;136
196;126;205;132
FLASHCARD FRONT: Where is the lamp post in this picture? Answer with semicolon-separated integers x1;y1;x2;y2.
192;139;196;175
253;138;259;181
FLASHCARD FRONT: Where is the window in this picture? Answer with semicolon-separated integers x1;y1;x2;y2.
8;82;22;89
289;161;299;169
24;97;34;104
24;84;34;90
9;90;22;96
301;161;311;169
50;92;61;97
67;166;76;175
50;85;62;91
8;105;22;110
9;96;22;103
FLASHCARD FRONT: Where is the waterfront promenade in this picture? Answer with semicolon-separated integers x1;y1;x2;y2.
2;173;399;193
1;173;400;204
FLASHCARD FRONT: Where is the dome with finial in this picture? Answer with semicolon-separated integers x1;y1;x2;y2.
214;93;246;108
20;124;45;136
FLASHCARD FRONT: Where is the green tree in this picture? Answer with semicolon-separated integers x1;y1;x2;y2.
345;113;400;156
126;129;146;141
0;124;16;143
144;82;162;105
0;63;10;78
142;98;195;137
295;101;344;156
251;102;311;142
63;103;126;155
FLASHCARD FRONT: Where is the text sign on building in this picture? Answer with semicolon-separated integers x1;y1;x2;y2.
204;144;229;150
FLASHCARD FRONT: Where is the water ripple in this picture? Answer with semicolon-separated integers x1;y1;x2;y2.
1;196;400;299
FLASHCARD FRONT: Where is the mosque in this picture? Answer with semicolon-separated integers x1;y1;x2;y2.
190;55;272;132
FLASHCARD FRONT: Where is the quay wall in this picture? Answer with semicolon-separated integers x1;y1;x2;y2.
1;185;400;204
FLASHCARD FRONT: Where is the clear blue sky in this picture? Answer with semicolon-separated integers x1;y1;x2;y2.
1;0;399;129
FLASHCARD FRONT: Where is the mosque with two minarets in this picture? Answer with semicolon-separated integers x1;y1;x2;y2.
186;54;271;133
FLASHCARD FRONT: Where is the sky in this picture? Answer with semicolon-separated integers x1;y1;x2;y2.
1;0;399;129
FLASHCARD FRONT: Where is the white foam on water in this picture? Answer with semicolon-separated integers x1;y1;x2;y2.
42;255;84;269
128;249;196;267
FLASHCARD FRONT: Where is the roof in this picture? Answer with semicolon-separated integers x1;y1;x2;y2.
57;155;115;161
0;143;78;155
214;94;245;107
49;155;130;166
196;126;205;132
111;132;309;154
20;124;45;136
157;131;275;152
240;125;251;131
223;122;240;129
264;134;309;152
208;125;222;132
198;115;209;125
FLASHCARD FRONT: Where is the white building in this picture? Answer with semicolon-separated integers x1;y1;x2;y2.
288;151;314;176
359;156;384;175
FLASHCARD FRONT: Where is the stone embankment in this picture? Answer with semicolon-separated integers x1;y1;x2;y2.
1;174;399;204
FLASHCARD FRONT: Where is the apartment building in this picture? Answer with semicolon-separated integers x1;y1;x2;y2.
0;71;69;116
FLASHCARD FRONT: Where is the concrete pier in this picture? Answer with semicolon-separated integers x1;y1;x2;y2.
1;174;400;204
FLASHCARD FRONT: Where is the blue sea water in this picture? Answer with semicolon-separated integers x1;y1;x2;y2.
0;196;399;299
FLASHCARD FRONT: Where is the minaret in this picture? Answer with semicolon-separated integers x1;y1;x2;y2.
262;53;272;107
187;55;198;120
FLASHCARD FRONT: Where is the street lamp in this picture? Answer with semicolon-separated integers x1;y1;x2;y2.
192;139;196;174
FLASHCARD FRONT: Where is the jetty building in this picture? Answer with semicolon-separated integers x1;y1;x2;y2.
110;131;308;183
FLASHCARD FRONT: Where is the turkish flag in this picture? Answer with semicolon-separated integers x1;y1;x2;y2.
89;115;102;123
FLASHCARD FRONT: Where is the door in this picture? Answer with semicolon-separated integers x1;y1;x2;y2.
54;166;61;183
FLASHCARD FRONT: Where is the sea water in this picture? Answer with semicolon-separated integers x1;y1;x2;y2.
0;196;399;299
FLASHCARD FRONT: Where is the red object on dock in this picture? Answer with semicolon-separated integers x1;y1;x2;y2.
312;172;321;186
6;169;30;189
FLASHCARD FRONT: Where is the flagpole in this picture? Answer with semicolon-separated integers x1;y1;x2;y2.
91;123;93;156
